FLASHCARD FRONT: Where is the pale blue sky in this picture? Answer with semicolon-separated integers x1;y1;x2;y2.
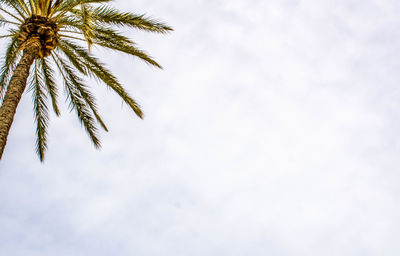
1;0;400;255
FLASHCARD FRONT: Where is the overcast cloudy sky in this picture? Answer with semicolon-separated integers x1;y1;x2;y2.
1;0;400;255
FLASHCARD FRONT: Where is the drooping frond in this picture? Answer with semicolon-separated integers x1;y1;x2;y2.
40;57;60;115
93;36;162;68
56;48;108;131
93;5;173;33
30;60;49;161
0;33;20;101
58;39;144;118
51;52;105;147
57;38;87;73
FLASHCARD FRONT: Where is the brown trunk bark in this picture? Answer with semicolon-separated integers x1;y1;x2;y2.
0;38;40;161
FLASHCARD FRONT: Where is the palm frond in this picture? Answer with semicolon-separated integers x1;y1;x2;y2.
27;0;37;15
79;2;95;49
93;26;135;45
40;58;60;116
62;62;108;131
94;38;162;68
57;15;82;30
0;6;24;22
8;1;27;19
52;0;63;9
59;33;86;43
0;0;29;18
0;34;15;38
57;39;87;73
51;52;104;147
54;47;108;131
46;0;53;17
0;18;20;27
30;60;49;162
51;0;112;18
0;13;5;27
59;39;144;118
15;0;31;16
93;5;172;33
0;34;20;101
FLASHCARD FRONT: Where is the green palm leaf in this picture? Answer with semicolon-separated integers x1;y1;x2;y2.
40;57;60;115
52;52;102;147
93;5;172;33
59;39;144;118
0;34;20;100
30;60;49;161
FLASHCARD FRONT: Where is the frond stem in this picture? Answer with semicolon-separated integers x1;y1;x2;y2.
59;34;87;42
59;29;83;35
15;0;31;16
7;1;27;19
0;7;24;23
0;34;14;39
0;19;20;26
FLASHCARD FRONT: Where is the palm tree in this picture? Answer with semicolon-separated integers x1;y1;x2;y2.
0;0;172;161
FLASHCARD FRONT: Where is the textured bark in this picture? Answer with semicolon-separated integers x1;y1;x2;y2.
0;38;40;160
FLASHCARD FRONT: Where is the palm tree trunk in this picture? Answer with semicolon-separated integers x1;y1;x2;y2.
0;38;40;160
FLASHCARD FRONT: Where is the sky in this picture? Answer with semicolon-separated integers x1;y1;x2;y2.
1;0;400;255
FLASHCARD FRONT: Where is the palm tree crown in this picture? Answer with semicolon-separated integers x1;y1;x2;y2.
0;0;172;161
